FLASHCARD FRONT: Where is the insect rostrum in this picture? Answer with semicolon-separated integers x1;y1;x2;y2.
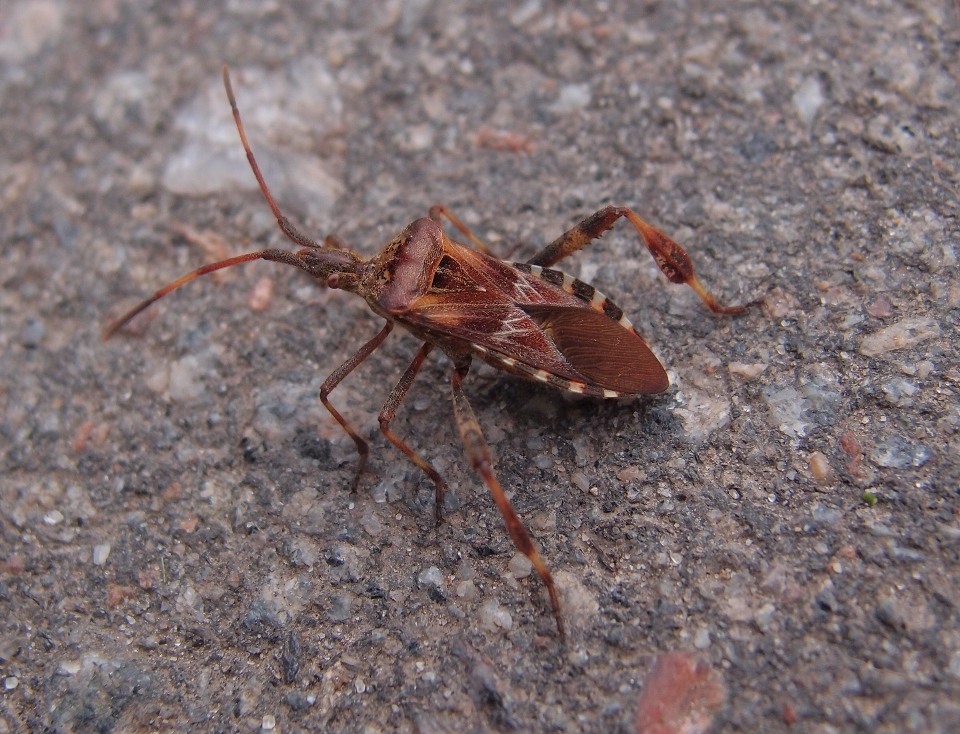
105;66;758;637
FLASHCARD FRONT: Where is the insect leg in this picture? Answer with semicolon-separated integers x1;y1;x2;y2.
620;209;759;315
377;343;448;526
428;205;495;256
449;362;565;637
319;322;394;492
526;205;623;268
527;206;757;315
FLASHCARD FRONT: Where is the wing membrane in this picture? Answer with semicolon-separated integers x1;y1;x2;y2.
522;306;668;394
396;243;668;395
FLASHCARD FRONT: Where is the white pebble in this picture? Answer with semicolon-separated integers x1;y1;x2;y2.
92;543;111;566
478;599;512;632
792;76;823;125
58;660;81;676
507;553;533;579
168;356;205;402
145;365;170;394
43;509;64;525
360;513;382;536
549;84;591;114
859;317;941;357
417;566;444;588
456;580;477;600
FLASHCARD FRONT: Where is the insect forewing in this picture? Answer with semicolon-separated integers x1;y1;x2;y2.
398;243;669;395
521;305;668;394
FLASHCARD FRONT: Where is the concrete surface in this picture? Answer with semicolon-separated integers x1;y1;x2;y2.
1;1;959;732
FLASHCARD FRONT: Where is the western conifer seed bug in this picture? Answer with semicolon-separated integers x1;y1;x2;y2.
105;67;759;637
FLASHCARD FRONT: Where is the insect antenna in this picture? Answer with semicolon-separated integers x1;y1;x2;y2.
104;66;363;341
102;248;307;340
222;65;322;252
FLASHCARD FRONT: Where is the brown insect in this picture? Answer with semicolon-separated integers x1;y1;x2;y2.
105;67;758;637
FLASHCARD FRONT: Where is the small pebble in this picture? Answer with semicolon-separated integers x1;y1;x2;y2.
456;580;477;600
508;553;533;579
0;1;64;64
22;319;45;347
555;570;599;625
510;0;541;27
167;355;205;402
534;454;553;470
418;566;444;588
634;652;726;734
866;295;893;319
286;691;312;711
456;560;475;581
58;660;81;676
755;603;776;631
43;509;64;525
881;378;918;406
617;466;641;482
478;599;512;632
859;317;940;357
728;362;768;380
792;76;823;124
763;386;810;439
549;83;591;114
571;471;590;492
248;277;274;312
261;714;276;731
92;543;111;566
694;629;711;649
871;436;931;468
4;676;18;690
808;451;833;484
396;124;434;151
145;365;170;394
675;391;732;441
329;595;352;622
360;513;382;537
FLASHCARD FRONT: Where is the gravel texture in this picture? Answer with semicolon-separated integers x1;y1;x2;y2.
2;1;959;732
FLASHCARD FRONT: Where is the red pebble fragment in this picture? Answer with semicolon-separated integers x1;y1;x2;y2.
248;276;274;312
782;702;799;725
476;126;533;153
73;421;95;452
107;584;137;608
865;295;893;319
839;430;863;478
635;652;727;734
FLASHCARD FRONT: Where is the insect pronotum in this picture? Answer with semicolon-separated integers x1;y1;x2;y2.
105;67;759;637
